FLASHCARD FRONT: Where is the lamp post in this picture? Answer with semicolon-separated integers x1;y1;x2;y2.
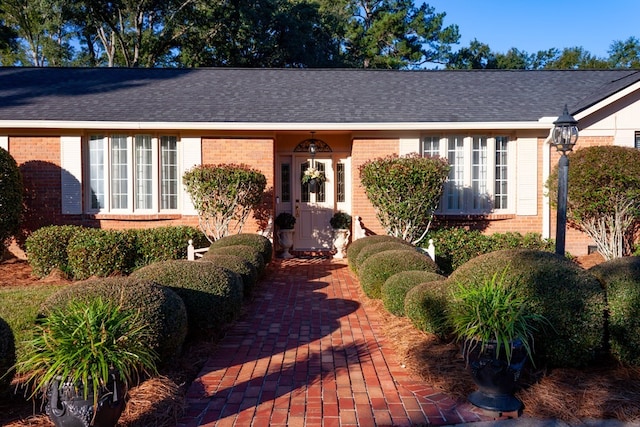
309;132;317;168
551;105;579;256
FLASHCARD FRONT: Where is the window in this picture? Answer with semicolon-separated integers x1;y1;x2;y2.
87;134;180;213
635;132;640;149
422;135;510;213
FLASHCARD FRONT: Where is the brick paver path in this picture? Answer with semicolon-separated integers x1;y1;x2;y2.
177;258;495;426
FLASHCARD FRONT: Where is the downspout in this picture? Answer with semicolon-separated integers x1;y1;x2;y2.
542;128;553;240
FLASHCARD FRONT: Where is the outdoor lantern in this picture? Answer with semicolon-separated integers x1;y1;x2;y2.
308;132;317;157
552;105;579;256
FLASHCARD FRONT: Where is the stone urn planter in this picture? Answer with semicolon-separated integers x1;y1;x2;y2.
277;229;295;259
332;229;350;259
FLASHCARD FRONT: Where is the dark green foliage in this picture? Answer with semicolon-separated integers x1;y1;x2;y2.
404;280;452;337
67;228;137;280
358;249;439;299
0;317;15;394
40;277;187;364
330;211;352;230
381;271;446;316
131;226;208;268
131;261;243;334
448;250;606;368
208;233;273;264
204;244;266;277
346;235;408;271
0;148;22;246
25;225;83;278
589;257;640;365
275;212;296;230
427;228;553;275
199;254;258;298
354;241;415;273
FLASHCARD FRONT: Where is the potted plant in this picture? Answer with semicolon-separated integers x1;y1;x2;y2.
14;297;158;427
448;267;547;412
275;212;296;258
330;212;352;259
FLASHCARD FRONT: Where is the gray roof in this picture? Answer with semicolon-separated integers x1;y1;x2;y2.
0;67;638;124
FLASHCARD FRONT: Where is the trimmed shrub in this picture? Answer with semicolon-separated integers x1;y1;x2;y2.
359;249;439;299
354;241;415;274
0;148;22;248
25;225;84;278
40;277;187;363
199;254;258;298
209;233;273;264
0;316;15;394
131;226;208;268
131;260;243;334
448;250;606;368
346;235;408;271
203;244;266;277
67;228;137;280
382;271;446;316
589;256;640;365
404;280;453;337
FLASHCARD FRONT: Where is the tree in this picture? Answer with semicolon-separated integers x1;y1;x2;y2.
608;37;640;69
547;146;640;260
0;148;23;253
542;47;608;69
183;164;267;242
359;153;450;244
446;39;495;69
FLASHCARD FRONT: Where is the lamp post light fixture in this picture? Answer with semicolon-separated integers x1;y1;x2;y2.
551;105;579;256
309;131;317;168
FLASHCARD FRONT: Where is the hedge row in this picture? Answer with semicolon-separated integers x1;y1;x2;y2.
25;225;209;280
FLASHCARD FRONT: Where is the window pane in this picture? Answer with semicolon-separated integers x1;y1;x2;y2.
161;136;178;210
336;163;345;203
446;136;464;210
472;137;488;210
494;136;509;209
135;135;153;210
111;135;128;209
422;136;440;157
281;163;290;203
89;135;105;209
316;162;326;203
301;162;310;203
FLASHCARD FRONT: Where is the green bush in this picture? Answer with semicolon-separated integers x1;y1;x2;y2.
67;228;137;280
404;280;452;337
131;260;243;334
346;235;408;271
448;250;606;368
381;271;446;316
131;226;208;268
354;241;415;274
358;249;439;299
208;233;273;264
589;256;640;365
0;316;15;394
40;277;187;363
0;148;22;248
199;254;258;298
203;244;266;277
25;225;84;278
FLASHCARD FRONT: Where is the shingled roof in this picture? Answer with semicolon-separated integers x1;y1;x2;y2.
0;67;638;125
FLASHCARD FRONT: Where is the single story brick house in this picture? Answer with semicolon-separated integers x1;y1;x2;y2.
2;67;640;257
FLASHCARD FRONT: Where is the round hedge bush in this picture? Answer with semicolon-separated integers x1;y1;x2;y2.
358;249;439;299
203;244;266;277
198;254;258;298
67;228;137;279
346;235;409;271
25;225;84;278
589;256;640;365
40;277;187;363
354;241;415;274
209;233;273;264
404;280;453;337
448;249;606;368
382;270;446;316
0;316;16;394
131;260;243;334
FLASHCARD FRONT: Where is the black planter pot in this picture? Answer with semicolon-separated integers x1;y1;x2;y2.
308;178;318;193
46;373;126;427
463;339;527;412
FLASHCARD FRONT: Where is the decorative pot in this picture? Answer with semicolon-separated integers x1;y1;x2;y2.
46;373;125;427
332;229;350;259
463;339;526;412
278;229;295;259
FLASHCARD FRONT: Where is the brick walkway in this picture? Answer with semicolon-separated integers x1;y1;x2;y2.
177;258;496;427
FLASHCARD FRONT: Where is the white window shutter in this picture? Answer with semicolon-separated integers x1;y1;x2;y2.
0;136;8;151
399;138;419;156
516;138;538;216
181;137;202;215
60;136;83;214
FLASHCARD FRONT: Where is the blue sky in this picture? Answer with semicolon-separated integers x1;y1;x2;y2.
422;1;640;58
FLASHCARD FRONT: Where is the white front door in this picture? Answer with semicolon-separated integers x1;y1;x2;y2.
294;156;334;250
